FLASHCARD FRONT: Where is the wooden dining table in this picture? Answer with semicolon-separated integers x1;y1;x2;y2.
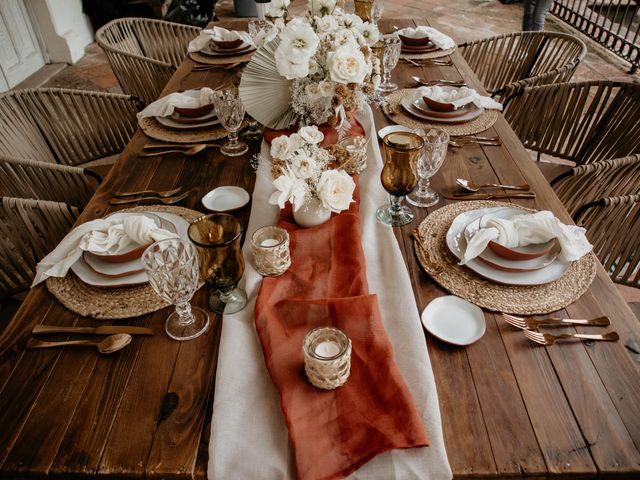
1;16;640;479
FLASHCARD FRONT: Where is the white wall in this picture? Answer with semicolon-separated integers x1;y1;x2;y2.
27;0;94;64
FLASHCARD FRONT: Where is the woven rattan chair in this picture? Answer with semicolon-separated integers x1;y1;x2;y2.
573;194;640;288
551;154;640;218
0;157;101;209
0;88;140;169
459;31;586;105
0;197;79;299
505;80;640;180
96;17;201;104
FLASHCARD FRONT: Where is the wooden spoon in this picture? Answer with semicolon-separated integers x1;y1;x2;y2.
26;333;133;354
139;145;207;157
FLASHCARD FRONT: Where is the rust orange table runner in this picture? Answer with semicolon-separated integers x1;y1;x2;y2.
254;186;429;480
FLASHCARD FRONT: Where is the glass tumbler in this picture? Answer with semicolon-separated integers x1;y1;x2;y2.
376;131;424;226
188;213;248;314
378;34;401;93
212;89;248;157
407;128;449;207
141;238;210;341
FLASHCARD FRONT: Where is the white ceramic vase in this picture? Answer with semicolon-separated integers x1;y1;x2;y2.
255;1;270;19
293;197;332;228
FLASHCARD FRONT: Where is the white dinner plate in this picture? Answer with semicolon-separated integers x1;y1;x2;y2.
401;96;484;124
377;124;413;140
70;212;190;288
83;251;145;278
446;207;570;286
201;186;250;212
421;295;486;346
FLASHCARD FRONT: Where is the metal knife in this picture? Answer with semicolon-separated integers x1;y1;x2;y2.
445;192;536;200
32;325;154;335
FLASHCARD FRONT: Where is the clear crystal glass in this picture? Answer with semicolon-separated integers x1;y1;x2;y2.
407;128;449;208
141;238;209;341
378;34;401;93
213;89;248;157
370;0;384;26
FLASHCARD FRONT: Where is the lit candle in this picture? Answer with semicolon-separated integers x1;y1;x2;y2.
260;238;280;247
315;340;340;358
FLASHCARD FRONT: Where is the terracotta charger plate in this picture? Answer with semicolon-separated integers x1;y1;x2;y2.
401;96;484;124
156;110;221;130
413;98;474;119
200;41;256;57
168;109;218;125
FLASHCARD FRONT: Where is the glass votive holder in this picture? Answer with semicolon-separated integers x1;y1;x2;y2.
340;136;368;175
303;326;352;390
251;226;291;276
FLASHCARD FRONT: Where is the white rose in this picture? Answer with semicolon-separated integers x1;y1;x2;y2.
317;169;355;213
267;0;290;17
269;168;309;211
333;28;357;46
275;52;313;79
275;20;320;79
291;151;317;179
298;125;324;144
270;135;292;160
327;45;369;84
314;15;338;36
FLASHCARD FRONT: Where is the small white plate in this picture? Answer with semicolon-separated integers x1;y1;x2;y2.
377;125;413;140
421;295;486;346
201;186;250;212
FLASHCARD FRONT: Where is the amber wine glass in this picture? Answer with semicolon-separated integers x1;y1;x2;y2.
376;131;424;226
188;213;247;314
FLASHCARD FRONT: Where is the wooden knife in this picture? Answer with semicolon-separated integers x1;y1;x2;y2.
32;325;154;335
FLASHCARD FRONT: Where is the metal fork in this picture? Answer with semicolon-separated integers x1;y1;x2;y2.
524;329;619;345
503;313;611;329
412;76;466;87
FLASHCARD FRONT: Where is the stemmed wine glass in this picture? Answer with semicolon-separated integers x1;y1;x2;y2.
370;0;384;26
213;89;248;157
376;131;424;226
407;128;449;207
141;238;210;341
377;34;401;93
188;213;248;314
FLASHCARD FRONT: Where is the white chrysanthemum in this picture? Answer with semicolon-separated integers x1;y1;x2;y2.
267;0;290;17
269;167;309;211
327;44;369;84
316;169;355;213
270;135;292;160
298;125;324;144
358;23;380;46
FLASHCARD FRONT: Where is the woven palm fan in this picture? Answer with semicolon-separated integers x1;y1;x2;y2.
239;37;298;129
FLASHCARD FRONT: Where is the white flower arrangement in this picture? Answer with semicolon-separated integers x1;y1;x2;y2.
268;126;356;213
269;1;381;126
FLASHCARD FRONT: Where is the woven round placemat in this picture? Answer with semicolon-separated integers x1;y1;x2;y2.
139;117;248;143
189;51;254;65
383;89;499;137
46;205;205;320
400;46;456;60
413;201;597;315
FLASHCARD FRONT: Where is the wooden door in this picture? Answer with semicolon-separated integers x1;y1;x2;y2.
0;0;45;91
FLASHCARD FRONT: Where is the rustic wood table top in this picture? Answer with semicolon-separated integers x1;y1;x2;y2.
1;17;639;480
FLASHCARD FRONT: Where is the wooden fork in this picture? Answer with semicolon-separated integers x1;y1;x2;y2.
523;329;619;345
503;313;611;329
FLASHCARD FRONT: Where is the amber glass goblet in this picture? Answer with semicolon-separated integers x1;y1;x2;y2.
188;213;247;314
376;131;424;226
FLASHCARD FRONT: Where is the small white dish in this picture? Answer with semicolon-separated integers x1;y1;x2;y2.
377;125;413;140
421;295;486;346
201;186;250;212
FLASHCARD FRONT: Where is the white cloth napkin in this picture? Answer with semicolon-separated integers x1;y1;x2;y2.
137;88;216;119
396;26;456;50
187;26;253;53
208;104;452;479
461;210;592;265
414;86;503;111
32;214;178;286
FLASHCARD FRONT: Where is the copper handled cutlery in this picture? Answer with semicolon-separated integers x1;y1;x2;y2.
27;333;133;354
110;190;189;205
502;313;611;329
32;324;154;335
524;329;619;345
114;187;182;198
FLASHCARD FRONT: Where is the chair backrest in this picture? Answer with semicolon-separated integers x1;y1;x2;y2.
0;197;79;298
459;31;586;104
0;88;140;167
96;17;200;103
574;194;640;288
0;157;101;208
505;81;640;165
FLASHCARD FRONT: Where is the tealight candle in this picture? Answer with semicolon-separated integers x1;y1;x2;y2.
251;226;291;277
339;136;368;175
303;327;352;390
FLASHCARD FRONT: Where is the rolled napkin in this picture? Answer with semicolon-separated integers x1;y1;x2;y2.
137;88;216;120
415;85;503;111
32;214;178;286
187;26;253;53
461;210;592;265
396;26;456;50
